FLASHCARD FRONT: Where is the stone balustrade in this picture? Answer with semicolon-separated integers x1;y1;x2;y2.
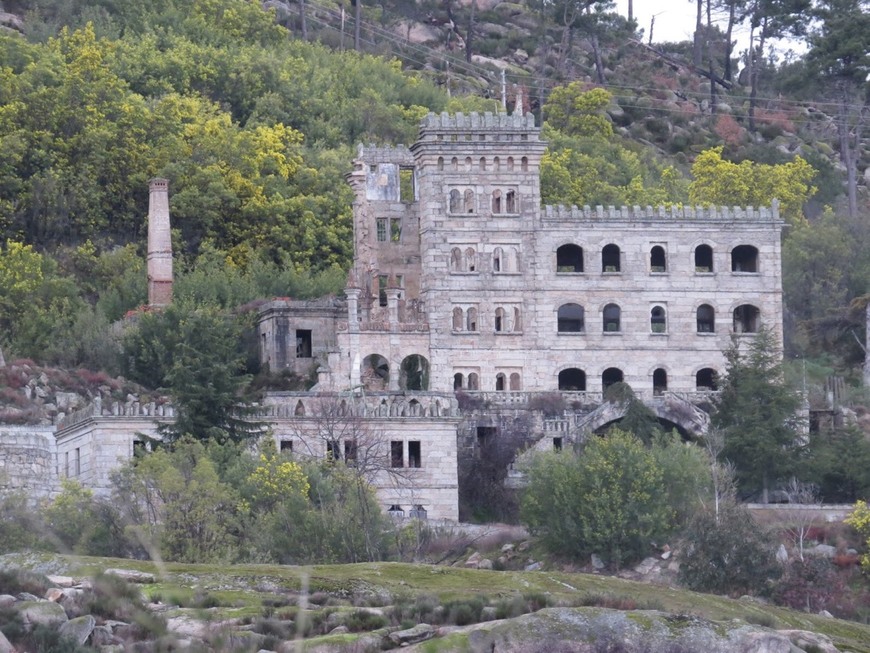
541;200;781;223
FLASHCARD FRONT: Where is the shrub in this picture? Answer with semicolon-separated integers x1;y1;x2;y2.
344;609;388;632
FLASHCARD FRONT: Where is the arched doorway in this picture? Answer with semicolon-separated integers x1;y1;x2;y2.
362;354;390;391
400;354;430;391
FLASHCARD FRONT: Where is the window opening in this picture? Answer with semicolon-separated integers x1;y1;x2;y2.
507;156;514;171
695;244;713;272
493;156;500;170
465;156;473;170
696;368;718;391
509;372;521;391
376;218;387;242
399;167;415;201
449;189;461;213
731;245;759;272
514;307;522;331
492;190;502;214
650;306;666;333
559;368;586;391
495;307;505;332
650;246;666;272
505;190;517;213
451;157;458;170
451;248;462;271
280;440;293;452
493;247;503;272
454;372;464;390
468;372;480;390
452;307;463;330
479;157;486;170
697;304;715;333
603;304;621;332
344;440;357;464
653;368;667;395
557;303;585;332
378;275;388;307
464;189;475;213
602;367;624;390
391;441;404;468
390;218;402;242
476;426;497;455
296;329;312;357
496;373;506;391
602;244;621;272
733;304;760;333
408;441;421;468
133;440;146;458
75;447;81;476
465;247;476;272
326;440;340;461
556;244;584;273
553;437;563;451
437;156;444;171
521;156;529;171
466;307;478;331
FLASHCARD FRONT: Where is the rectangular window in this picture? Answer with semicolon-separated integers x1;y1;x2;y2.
75;447;81;476
296;329;312;358
133;440;146;458
476;426;497;457
553;437;563;451
378;275;388;307
408;441;421;468
65;451;69;477
376;218;387;242
280;440;293;453
326;440;340;461
399;167;415;201
390;218;402;242
344;439;357;464
391;440;404;468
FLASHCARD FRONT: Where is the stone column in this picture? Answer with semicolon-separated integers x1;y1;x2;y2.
345;287;361;333
386;288;401;326
147;178;173;307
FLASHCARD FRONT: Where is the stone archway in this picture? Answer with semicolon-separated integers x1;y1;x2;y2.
578;394;710;438
362;354;390;391
400;354;430;391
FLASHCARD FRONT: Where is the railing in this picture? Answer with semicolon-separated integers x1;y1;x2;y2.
58;398;174;430
261;391;459;419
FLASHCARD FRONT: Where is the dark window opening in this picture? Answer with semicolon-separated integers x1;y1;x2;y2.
496;373;506;391
506;190;517;213
454;373;464;390
408;441;421;468
696;368;718;391
296;329;312;358
75;447;81;476
449;189;461;212
495;308;504;332
603;304;621;332
733;304;760;333
476;426;497;455
466;307;478;332
602;367;624;390
133;440;146;458
378;275;388;307
280;440;293;453
390;218;402;242
653;368;667;396
391;441;404;468
557;303;585;332
492;190;502;214
399;167;415;201
650;246;666;272
695;244;714;272
731;245;759;272
344;440;357;464
602;244;621;272
464;189;475;214
553;437;563;451
556;244;584;273
326;440;340;461
697;304;715;333
650;306;666;333
466;248;476;272
558;368;586;391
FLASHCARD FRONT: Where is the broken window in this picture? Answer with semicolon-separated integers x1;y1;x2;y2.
733;304;760;333
650;306;666;333
479;157;487;170
449;189;461;213
378;275;388;307
602;244;621;272
696;368;718;391
296;329;312;358
344;440;357;464
493;247;503;272
507;156;515;171
452;307;463;331
408;441;421;468
557;244;584;272
697;304;715;333
650;246;666;272
496;373;506;391
466;307;478;331
509;372;521;391
280;439;293;452
492;190;502;214
451;248;462;271
731;245;759;272
326;440;340;461
505;190;517;213
521;156;529;171
464;189;475;214
514;307;522;331
653;368;667;395
390;218;402;242
454;373;464;390
437;157;444;171
557;303;585;332
602;367;624;390
465;247;476;272
695;244;714;272
391;441;404;468
559;368;586;391
467;372;480;390
495;307;505;332
603;304;621;332
399;167;415;201
553;437;563;451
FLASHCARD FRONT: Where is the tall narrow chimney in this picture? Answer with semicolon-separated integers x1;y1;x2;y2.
147;178;173;307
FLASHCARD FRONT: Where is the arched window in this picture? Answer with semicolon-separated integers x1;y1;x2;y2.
697;304;715;333
465;247;477;272
733;304;760;333
695;244;713;272
506;190;517;213
294;400;305;416
556;244;584;273
451;157;458;171
653;368;667;395
602;244;621;272
521;156;528;171
449;189;461;213
479;157;487;171
559;368;586;391
467;372;480;390
362;354;390;391
509;373;521;391
650;306;666;333
465;156;472;170
602;367;624;390
650;246;666;272
466;307;478;332
437;156;444;171
452;307;463;331
453;373;464;390
491;190;502;214
731;245;759;272
464;189;475;213
493;247;503;273
400;354;430;391
514;307;522;332
557;303;585;332
603;304;621;332
495;307;506;332
450;247;462;272
696;368;718;391
493;156;500;170
495;373;506;391
507;156;514;171
506;247;519;272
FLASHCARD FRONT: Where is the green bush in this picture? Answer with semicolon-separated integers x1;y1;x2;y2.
344;609;388;632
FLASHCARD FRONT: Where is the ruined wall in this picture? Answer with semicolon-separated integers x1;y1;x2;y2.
0;426;57;499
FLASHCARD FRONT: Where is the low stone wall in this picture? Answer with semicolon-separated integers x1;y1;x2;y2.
0;425;57;499
746;503;855;523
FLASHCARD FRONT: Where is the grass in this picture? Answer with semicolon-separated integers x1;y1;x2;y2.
3;553;870;652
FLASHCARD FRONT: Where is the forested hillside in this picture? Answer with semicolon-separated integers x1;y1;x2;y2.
0;0;867;388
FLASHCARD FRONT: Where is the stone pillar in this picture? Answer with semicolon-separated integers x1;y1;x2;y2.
147;178;173;307
386;288;401;326
345;287;361;333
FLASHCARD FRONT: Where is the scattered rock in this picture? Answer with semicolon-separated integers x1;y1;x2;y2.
779;629;839;652
634;557;659;575
818;610;834;618
806;544;836;558
501;543;514;553
104;568;155;583
0;595;16;608
16;592;39;602
0;630;13;653
16;600;69;630
45;587;65;602
166;615;209;639
46;575;75;587
465;552;482;568
590;554;605;570
524;561;542;571
481;606;497;621
58;615;96;646
478;558;493;570
776;544;788;564
329;625;349;635
388;623;436;646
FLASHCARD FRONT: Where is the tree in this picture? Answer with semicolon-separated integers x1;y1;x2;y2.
713;327;804;502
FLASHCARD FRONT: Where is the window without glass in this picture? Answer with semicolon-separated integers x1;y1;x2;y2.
390;218;401;242
510;372;521;391
559;368;586;391
465;247;477;272
280;440;293;452
453;373;463;390
399;167;414;201
602;367;624;390
602;244;621;272
697;304;715;333
492;190;502;214
495;307;505;332
495;373;506;391
653;368;667;395
733;304;760;333
376;218;387;242
731;245;759;272
479;157;487;171
451;247;462;271
696;368;718;391
466;307;478;331
650;246;666;272
467;372;480;390
514;307;522;331
650;306;666;333
506;190;517;213
390;441;404;468
556;244;584;272
507;156;514;171
452;307;463;331
521;156;528;171
493;247;503;272
603;304;621;332
408;441;421;468
449;189;461;213
437;156;444;171
344;440;357;464
695;244;714;272
378;275;388;307
557;303;585;332
464;189;475;213
296;330;312;357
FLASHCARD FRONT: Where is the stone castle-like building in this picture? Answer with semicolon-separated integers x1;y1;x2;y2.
2;108;784;521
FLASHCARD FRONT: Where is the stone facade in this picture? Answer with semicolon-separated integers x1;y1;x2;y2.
147;178;173;307
0;426;58;499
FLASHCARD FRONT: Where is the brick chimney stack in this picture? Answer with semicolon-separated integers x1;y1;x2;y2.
147;178;173;307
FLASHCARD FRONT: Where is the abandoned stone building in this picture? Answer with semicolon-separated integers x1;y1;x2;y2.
2;107;785;521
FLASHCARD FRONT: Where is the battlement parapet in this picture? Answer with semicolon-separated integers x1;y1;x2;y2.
419;111;538;134
57;398;174;431
354;144;415;166
541;200;781;224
